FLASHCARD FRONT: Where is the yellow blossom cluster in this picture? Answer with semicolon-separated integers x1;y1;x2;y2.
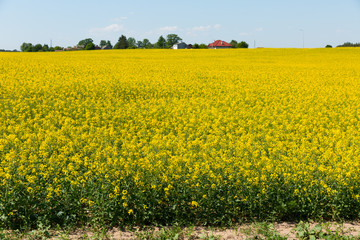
1;48;360;227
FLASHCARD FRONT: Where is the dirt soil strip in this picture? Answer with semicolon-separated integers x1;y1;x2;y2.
45;221;360;239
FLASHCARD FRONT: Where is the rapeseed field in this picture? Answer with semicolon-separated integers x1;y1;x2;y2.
1;49;360;229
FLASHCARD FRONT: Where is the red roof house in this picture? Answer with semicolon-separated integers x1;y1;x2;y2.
208;40;232;49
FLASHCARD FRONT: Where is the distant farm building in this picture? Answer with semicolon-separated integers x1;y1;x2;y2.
76;45;85;50
172;42;188;49
101;45;112;50
208;40;232;49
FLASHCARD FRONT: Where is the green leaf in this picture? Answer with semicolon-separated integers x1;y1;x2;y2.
314;224;322;232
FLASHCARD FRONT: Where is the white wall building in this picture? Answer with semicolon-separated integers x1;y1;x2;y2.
172;42;188;49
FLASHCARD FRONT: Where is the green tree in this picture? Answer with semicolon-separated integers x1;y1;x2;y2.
33;44;43;52
199;44;208;49
54;46;63;51
20;42;27;52
337;42;360;47
325;45;332;48
20;42;33;52
230;40;238;48
99;40;107;48
85;42;95;50
166;34;182;48
106;40;113;49
155;36;166;48
42;44;49;51
236;41;249;48
114;35;128;49
143;39;151;48
128;37;137;49
78;38;93;48
136;40;143;48
193;43;200;49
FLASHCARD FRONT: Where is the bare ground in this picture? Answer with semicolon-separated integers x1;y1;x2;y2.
41;221;360;239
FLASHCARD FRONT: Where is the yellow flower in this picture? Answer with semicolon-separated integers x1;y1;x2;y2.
191;201;198;207
2;48;360;224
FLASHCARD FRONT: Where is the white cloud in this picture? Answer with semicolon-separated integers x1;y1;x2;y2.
192;24;221;32
214;24;221;30
103;24;124;32
192;25;212;31
159;26;178;31
255;27;263;32
90;24;124;34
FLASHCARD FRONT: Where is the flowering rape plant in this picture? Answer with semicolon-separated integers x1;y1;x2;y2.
1;48;360;229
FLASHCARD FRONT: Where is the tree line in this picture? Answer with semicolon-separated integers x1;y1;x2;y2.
77;35;249;49
336;42;360;47
325;42;360;48
18;39;360;51
20;43;63;52
20;34;249;51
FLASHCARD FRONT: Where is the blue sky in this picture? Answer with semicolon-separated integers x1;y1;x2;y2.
0;0;359;50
